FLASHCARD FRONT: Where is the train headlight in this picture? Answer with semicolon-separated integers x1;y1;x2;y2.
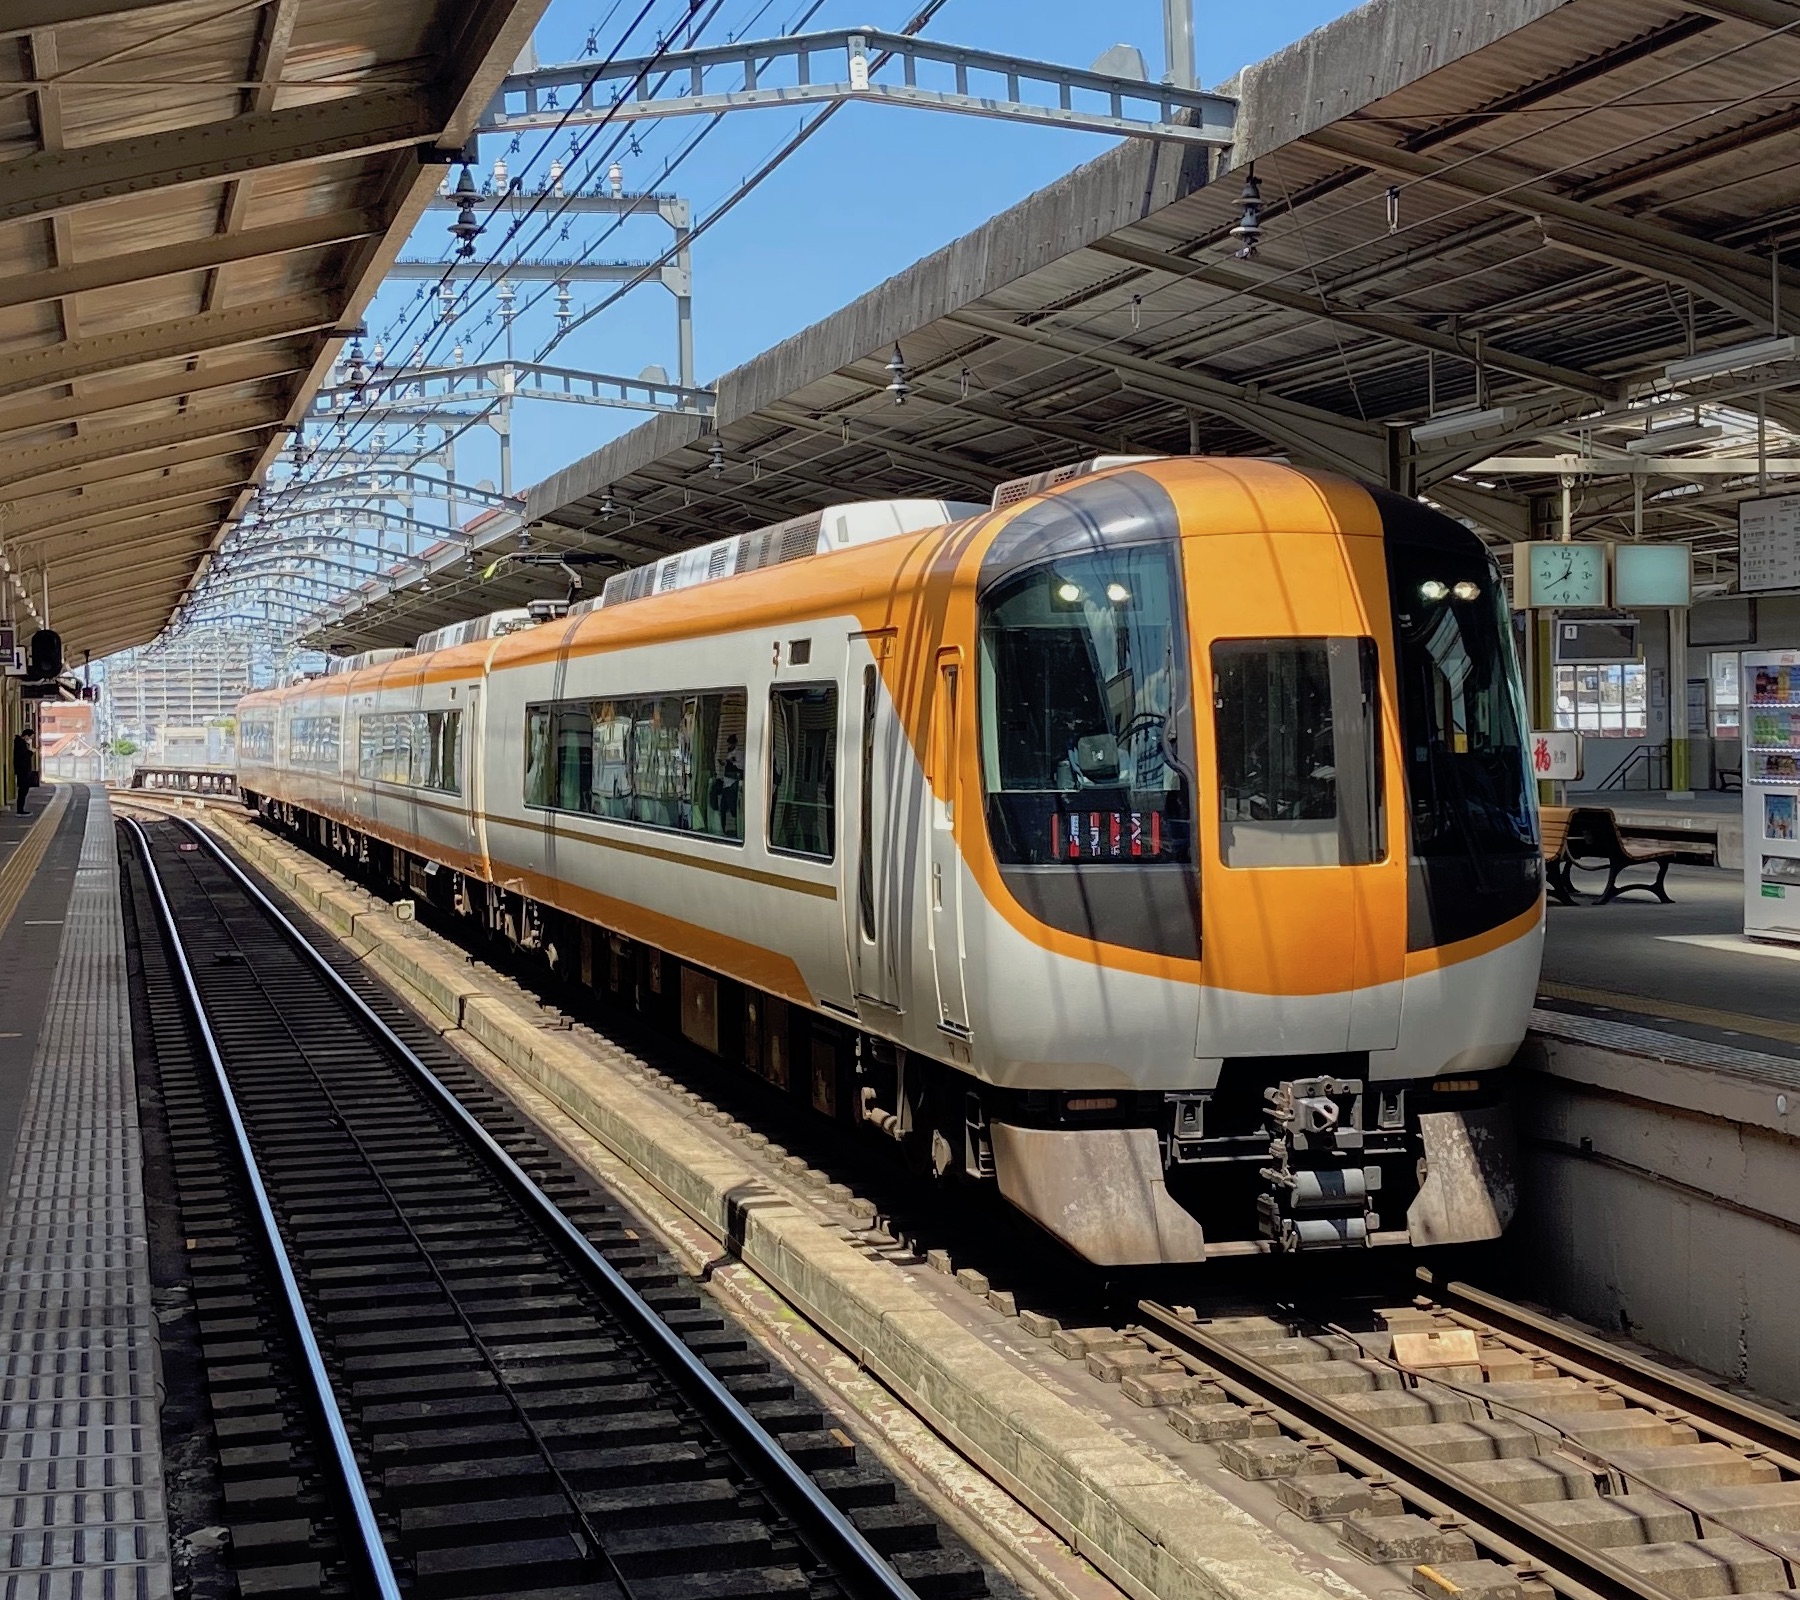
1452;580;1481;601
1055;580;1083;605
1419;579;1450;601
1105;582;1131;604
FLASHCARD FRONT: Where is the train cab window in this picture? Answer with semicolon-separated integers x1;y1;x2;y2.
1211;638;1383;868
976;544;1193;865
1384;523;1537;948
768;684;837;860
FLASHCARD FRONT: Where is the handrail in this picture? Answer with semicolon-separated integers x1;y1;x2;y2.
1596;741;1669;791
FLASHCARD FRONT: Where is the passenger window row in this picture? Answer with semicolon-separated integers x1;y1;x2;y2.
290;715;341;770
358;710;462;793
523;684;840;862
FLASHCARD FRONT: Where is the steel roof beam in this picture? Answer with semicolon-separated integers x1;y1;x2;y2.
1303;127;1800;336
0;0;194;33
0;463;249;542
1087;235;1614;400
39;517;224;570
758;404;1010;490
5;431;271;505
0;91;440;227
1678;1;1800;29
0;209;382;316
0;292;338;403
0;349;305;438
1533;218;1787;338
0;400;288;493
945;308;1387;480
51;554;217;607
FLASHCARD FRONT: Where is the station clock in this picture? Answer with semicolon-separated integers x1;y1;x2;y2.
1512;541;1608;609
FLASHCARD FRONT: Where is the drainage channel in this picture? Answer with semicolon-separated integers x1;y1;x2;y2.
125;813;992;1600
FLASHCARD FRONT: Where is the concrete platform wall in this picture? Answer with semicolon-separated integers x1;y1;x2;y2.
1512;1018;1800;1404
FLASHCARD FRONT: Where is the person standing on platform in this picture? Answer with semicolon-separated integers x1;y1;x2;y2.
12;730;34;814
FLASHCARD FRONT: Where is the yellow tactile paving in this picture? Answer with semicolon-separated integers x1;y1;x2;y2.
1537;979;1800;1050
0;786;70;943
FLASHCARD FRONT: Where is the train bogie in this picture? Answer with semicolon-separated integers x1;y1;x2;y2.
239;459;1541;1267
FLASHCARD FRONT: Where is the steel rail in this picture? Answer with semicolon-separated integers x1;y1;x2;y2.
1139;1299;1673;1600
1435;1276;1800;1462
123;815;404;1600
175;814;922;1600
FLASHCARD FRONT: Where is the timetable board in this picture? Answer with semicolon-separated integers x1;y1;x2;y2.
1739;492;1800;592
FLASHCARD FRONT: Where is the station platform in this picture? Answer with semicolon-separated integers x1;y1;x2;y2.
0;785;170;1596
1585;790;1743;870
1539;860;1800;1057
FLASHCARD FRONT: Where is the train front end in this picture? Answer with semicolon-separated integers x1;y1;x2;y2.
964;459;1542;1264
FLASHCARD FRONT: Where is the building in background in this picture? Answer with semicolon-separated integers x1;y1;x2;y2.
96;628;276;777
38;702;102;784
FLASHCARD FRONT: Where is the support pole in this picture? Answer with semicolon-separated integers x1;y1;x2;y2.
1669;608;1691;797
1163;0;1195;89
676;221;696;390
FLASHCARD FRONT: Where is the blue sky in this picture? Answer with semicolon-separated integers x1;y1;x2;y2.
357;0;1357;499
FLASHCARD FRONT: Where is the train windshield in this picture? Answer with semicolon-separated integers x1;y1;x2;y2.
977;543;1194;865
1387;531;1539;945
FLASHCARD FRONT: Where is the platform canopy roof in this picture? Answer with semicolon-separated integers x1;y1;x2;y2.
305;0;1800;653
0;0;549;662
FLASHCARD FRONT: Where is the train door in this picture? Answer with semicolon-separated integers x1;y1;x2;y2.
928;649;969;1034
463;680;488;876
847;634;903;1010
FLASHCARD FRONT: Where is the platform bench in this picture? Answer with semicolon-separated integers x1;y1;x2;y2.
1547;805;1679;905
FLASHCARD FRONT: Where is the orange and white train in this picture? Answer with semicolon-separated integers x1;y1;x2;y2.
238;456;1543;1265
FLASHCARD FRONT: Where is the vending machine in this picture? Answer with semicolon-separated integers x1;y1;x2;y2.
1743;649;1800;941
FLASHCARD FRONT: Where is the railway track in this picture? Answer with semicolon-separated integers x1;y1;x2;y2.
123;813;990;1600
172;803;1800;1600
1123;1287;1800;1600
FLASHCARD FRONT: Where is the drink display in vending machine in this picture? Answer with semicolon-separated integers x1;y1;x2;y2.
1743;649;1800;941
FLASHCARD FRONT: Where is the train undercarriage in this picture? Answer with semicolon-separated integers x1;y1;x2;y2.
250;795;1517;1266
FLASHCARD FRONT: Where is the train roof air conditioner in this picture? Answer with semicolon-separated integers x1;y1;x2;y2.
587;499;983;613
990;456;1163;510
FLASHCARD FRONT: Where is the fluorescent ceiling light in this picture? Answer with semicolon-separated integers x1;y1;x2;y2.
1411;405;1518;443
1624;422;1722;452
1663;335;1799;385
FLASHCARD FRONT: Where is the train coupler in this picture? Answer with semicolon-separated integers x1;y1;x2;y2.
1258;1076;1381;1251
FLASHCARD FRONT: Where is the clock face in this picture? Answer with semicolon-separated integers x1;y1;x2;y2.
1526;543;1606;608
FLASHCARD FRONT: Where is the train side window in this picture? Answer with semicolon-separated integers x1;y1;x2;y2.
690;689;747;842
524;706;554;807
1211;637;1383;868
769;684;837;860
555;704;593;812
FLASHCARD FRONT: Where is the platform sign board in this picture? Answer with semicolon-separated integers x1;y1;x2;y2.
1613;542;1692;608
1738;493;1800;592
1529;730;1581;781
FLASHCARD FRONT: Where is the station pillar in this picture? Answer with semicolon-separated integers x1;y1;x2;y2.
1668;607;1691;796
